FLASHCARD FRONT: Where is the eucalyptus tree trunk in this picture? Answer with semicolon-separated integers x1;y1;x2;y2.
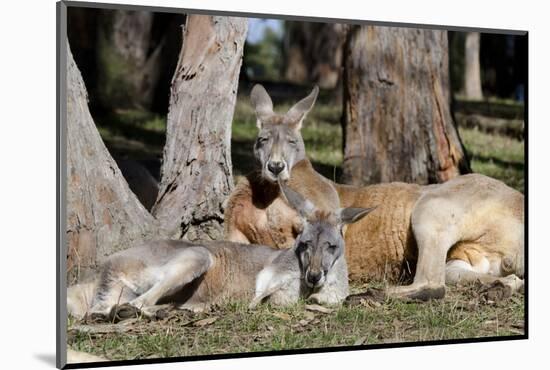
152;15;247;241
341;26;470;186
284;22;347;88
66;44;160;284
464;32;483;99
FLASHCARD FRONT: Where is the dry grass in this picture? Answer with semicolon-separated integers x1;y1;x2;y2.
68;282;524;361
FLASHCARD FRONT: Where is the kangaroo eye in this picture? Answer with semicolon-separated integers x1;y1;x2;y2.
328;244;338;252
297;241;311;251
288;139;297;146
256;137;269;146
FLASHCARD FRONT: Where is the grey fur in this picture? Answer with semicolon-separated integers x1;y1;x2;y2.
67;187;370;318
251;85;318;182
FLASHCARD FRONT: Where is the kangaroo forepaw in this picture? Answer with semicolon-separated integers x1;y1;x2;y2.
249;293;270;309
307;293;342;305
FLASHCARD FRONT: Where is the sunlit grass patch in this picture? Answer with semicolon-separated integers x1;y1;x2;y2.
68;282;524;360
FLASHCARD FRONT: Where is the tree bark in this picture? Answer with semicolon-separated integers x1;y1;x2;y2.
96;9;164;110
66;44;159;284
464;32;483;99
341;26;470;186
152;15;247;241
284;22;347;89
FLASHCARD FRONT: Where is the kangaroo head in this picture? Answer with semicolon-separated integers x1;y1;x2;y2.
280;183;376;289
250;84;318;182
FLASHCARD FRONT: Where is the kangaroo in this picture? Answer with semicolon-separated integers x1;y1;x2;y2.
224;84;524;300
67;184;373;319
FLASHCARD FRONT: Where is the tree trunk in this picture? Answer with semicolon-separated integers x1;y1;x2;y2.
96;9;164;110
66;44;159;284
341;26;470;186
464;32;483;99
152;15;247;241
284;22;347;88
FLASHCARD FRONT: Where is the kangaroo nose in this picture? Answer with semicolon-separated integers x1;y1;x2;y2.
307;271;322;285
267;161;285;175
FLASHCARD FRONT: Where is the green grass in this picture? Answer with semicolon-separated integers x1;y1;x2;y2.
459;127;524;193
68;283;524;361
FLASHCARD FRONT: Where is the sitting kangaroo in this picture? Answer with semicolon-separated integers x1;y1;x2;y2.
67;185;372;319
224;84;524;300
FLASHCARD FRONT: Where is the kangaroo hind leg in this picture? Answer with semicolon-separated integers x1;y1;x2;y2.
67;281;97;319
387;197;459;300
129;246;213;312
89;260;141;316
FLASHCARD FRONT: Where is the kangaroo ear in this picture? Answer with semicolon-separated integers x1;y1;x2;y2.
251;84;274;128
279;182;316;220
337;207;376;225
286;86;319;131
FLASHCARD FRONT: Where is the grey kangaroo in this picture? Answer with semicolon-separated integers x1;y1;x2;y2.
67;185;373;319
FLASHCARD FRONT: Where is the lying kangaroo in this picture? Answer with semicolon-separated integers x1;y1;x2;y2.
224;84;524;300
67;185;372;319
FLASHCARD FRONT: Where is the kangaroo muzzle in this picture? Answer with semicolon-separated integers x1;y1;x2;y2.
305;268;325;288
267;161;285;176
265;154;289;181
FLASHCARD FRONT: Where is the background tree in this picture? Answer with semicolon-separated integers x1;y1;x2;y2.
464;32;483;99
66;45;160;284
243;26;284;81
283;22;347;89
341;26;470;186
152;15;248;241
95;9;163;110
68;8;184;113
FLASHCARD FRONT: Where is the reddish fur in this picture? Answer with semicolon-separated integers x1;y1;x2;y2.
224;160;340;249
225;159;524;283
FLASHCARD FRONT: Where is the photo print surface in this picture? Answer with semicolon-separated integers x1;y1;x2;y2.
58;1;527;368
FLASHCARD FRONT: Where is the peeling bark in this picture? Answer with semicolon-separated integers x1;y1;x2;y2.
66;44;160;284
341;26;470;185
152;15;247;241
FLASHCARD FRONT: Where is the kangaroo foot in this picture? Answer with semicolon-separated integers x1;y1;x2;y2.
386;284;445;301
84;312;109;323
478;275;523;303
